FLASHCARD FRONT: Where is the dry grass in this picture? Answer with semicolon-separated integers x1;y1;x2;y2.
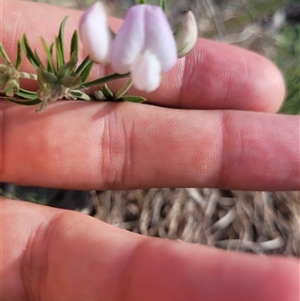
85;189;300;256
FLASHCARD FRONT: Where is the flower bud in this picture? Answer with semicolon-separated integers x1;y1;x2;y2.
79;2;112;64
175;11;198;58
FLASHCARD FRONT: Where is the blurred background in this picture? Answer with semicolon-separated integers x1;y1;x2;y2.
1;0;299;256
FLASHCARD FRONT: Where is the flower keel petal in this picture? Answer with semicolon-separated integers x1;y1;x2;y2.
131;51;161;92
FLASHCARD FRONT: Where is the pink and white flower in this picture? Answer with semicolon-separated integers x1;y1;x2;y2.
110;5;177;92
79;3;178;92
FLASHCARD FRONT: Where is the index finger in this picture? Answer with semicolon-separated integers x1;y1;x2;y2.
2;0;285;112
1;101;299;191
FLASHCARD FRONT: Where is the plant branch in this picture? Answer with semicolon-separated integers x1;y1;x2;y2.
80;72;130;89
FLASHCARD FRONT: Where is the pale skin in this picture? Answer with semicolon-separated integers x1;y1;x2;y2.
1;1;299;300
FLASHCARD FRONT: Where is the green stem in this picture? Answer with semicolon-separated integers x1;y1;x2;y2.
80;72;130;89
19;72;37;80
0;65;37;80
115;79;133;99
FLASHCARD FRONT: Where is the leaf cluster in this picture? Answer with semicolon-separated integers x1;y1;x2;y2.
1;15;146;112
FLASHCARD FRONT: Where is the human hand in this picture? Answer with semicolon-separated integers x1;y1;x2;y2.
1;1;299;301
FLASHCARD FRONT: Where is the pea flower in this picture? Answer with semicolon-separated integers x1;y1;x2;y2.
79;3;178;93
78;2;112;64
110;5;177;92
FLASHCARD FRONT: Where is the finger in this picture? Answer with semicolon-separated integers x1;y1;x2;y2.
1;101;299;191
3;200;299;301
2;1;284;112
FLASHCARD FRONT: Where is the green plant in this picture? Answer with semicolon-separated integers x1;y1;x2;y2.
276;24;300;114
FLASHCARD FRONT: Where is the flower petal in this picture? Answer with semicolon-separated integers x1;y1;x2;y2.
131;50;161;92
111;5;146;74
79;2;111;64
144;5;177;72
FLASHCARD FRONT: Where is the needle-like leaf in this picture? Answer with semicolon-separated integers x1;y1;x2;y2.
70;30;79;58
22;34;40;69
15;40;22;70
7;97;42;106
0;42;11;64
16;88;38;100
120;95;146;103
48;42;54;70
34;50;45;69
69;90;91;101
74;56;93;77
81;73;129;89
79;59;94;82
41;37;56;73
57;16;68;68
101;84;114;100
159;0;167;12
55;36;64;71
57;51;78;79
60;75;82;88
